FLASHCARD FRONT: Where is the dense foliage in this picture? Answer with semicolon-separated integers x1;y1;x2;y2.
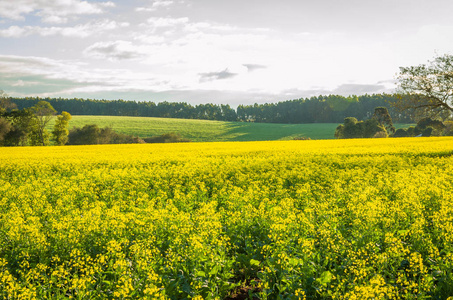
335;107;395;139
52;112;72;146
0;99;73;147
334;117;386;139
10;94;416;124
1;139;453;299
143;133;190;143
68;124;144;145
394;118;447;138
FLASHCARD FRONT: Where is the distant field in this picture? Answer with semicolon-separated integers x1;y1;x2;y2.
46;115;338;142
47;115;412;142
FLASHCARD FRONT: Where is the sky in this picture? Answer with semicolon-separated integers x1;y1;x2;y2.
1;0;453;106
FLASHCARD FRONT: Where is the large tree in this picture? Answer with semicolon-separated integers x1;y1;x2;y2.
52;111;72;145
2;109;35;146
373;107;395;135
0;90;15;144
334;117;386;139
395;53;453;119
30;101;56;146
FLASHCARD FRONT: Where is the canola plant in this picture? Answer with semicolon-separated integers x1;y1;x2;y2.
1;138;453;299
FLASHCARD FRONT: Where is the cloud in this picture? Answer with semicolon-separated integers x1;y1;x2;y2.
0;54;172;98
146;17;189;29
0;20;129;38
84;41;145;61
136;0;186;12
0;55;63;74
0;54;397;105
243;64;267;72
332;83;393;95
0;26;28;38
0;55;88;96
136;0;173;12
0;0;115;23
199;69;238;82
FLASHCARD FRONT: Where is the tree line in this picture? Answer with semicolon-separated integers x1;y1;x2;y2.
9;94;416;124
0;95;71;146
0;93;192;146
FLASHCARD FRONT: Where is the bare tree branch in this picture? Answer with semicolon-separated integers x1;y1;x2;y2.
394;54;453;119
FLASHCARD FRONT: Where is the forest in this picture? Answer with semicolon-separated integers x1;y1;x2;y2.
9;94;415;124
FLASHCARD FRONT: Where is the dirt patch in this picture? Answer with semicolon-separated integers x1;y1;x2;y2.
224;281;262;300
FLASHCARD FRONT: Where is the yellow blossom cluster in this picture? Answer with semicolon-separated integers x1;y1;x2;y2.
1;137;453;299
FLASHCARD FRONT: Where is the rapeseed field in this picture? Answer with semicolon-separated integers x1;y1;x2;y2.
1;138;453;299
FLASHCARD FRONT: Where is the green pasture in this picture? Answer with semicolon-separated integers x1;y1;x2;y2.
47;115;412;142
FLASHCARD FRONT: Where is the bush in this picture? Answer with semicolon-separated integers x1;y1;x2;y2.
0;117;11;143
394;118;446;138
393;128;409;138
416;117;445;136
143;133;190;143
335;117;386;139
68;124;144;145
373;131;388;138
443;121;453;136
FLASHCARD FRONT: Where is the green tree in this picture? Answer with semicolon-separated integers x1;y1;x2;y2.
67;124;144;145
335;117;386;139
2;109;35;146
68;124;101;145
0;90;15;144
0;117;11;144
395;53;453;119
52;111;72;145
373;107;395;135
393;117;446;137
30;101;56;146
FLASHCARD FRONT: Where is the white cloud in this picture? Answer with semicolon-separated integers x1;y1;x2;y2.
136;0;185;12
0;0;115;23
147;17;189;28
0;55;57;71
0;1;35;21
0;20;129;38
40;15;70;24
84;40;145;61
153;0;175;7
0;26;27;38
0;12;401;101
0;54;172;97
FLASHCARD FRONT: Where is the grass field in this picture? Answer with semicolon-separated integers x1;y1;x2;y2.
1;138;453;299
47;115;412;142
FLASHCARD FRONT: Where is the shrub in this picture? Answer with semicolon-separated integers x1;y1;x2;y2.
143;133;190;143
335;117;386;139
68;124;144;145
443;121;453;136
373;131;388;138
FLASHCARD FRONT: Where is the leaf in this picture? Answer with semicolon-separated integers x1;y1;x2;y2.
317;271;333;286
250;259;260;267
288;258;302;267
209;265;221;276
196;271;206;277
